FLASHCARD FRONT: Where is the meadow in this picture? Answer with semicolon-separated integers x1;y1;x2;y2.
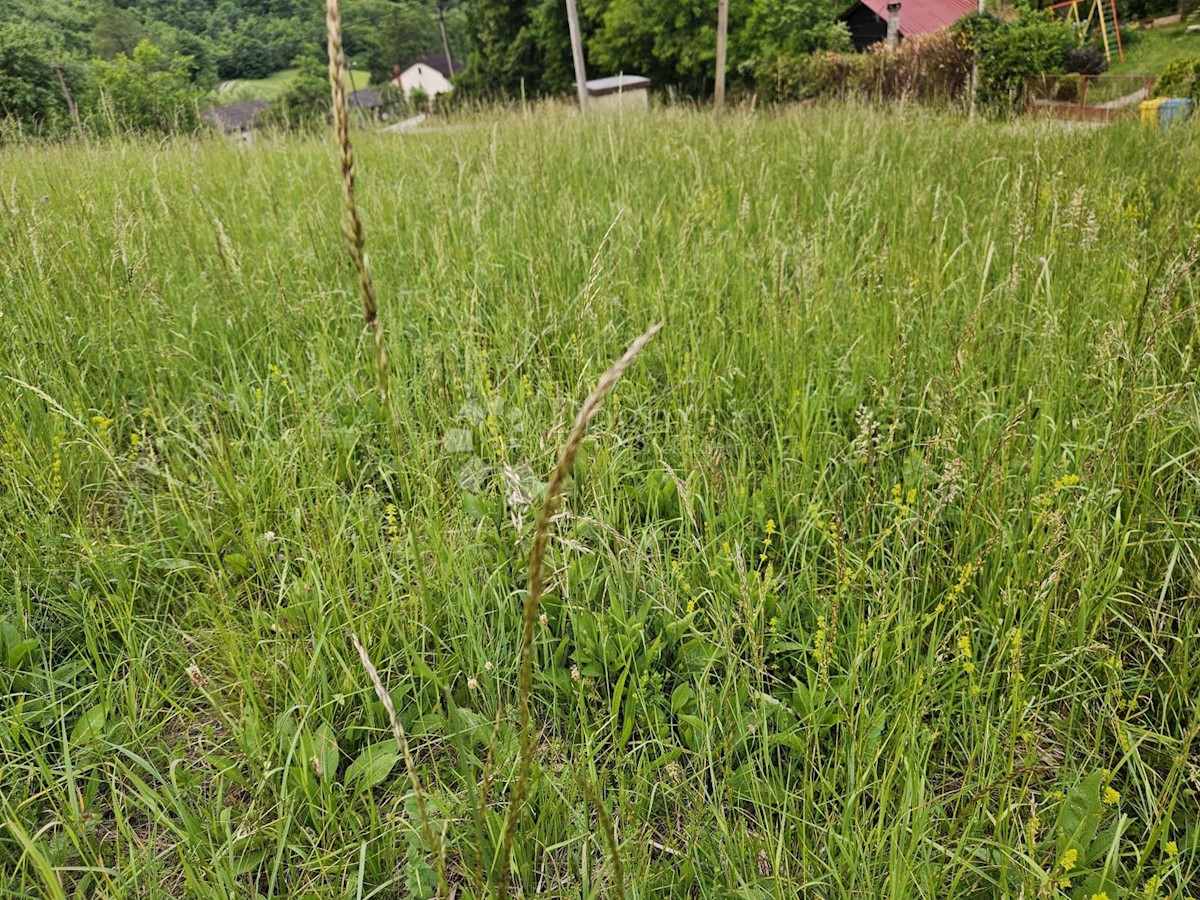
1;105;1198;898
216;67;374;103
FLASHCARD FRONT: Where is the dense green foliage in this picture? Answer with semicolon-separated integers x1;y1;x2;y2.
456;0;849;98
90;39;204;134
262;55;332;129
0;0;1103;127
0;22;87;134
750;11;1079;110
352;1;468;85
1153;54;1200;100
957;13;1078;109
1;107;1198;897
1;0;459;84
0;19;203;140
0;0;456;136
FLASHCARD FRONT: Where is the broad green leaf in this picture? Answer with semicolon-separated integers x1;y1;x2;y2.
1056;770;1104;857
461;491;491;520
6;637;39;669
222;552;250;577
670;683;695;714
70;704;109;746
344;740;399;792
312;724;339;783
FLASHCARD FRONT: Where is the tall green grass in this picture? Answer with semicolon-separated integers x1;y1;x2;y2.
1;105;1198;898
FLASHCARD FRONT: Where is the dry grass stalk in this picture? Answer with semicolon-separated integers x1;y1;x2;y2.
496;322;662;897
325;0;393;431
350;633;447;899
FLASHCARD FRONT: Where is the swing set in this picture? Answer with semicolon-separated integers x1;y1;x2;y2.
1047;0;1125;63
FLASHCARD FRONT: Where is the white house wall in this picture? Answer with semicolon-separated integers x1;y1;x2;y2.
589;88;649;112
395;64;453;99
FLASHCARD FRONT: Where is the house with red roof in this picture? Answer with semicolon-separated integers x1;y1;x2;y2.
840;0;978;50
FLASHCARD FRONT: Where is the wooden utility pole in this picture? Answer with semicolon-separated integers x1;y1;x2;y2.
435;3;454;76
565;0;589;111
715;0;730;110
969;0;985;118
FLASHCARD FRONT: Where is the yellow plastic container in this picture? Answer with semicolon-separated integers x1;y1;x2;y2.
1140;97;1165;126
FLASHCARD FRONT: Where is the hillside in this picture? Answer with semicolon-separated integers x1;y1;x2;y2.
1110;21;1200;75
2;0;462;87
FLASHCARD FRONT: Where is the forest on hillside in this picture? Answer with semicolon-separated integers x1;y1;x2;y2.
2;0;465;85
2;0;1194;138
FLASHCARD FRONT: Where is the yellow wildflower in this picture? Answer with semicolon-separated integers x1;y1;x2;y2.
1102;786;1120;806
957;633;975;674
1060;848;1078;871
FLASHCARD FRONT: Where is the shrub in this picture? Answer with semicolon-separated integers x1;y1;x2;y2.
955;13;1077;110
0;22;89;138
262;55;328;130
1064;43;1109;76
863;29;974;101
757;30;971;103
752;51;860;101
1153;56;1200;101
90;39;203;135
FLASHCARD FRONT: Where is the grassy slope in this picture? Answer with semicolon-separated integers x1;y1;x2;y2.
1110;22;1200;75
218;66;374;101
1;107;1198;898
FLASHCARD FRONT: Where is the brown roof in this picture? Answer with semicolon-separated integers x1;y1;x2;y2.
201;99;268;133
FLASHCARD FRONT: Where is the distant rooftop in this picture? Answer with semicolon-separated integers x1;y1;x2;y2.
401;53;465;79
201;99;268;133
849;0;976;36
349;87;383;109
584;75;651;97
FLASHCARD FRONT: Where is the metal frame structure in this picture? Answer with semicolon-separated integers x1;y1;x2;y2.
1048;0;1125;63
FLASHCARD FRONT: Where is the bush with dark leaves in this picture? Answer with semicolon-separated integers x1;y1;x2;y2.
1064;44;1109;76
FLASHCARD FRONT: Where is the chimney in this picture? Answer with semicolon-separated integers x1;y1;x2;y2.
886;2;902;50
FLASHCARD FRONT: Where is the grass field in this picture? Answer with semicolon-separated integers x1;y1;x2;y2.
1112;23;1200;76
1;106;1199;898
218;66;374;101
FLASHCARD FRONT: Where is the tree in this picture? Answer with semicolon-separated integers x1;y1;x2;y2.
341;0;393;65
263;54;328;128
92;40;204;134
456;0;541;96
91;3;147;59
527;0;581;95
217;24;280;79
742;0;850;62
956;13;1076;109
368;2;442;79
0;23;83;134
169;30;220;88
589;0;753;95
